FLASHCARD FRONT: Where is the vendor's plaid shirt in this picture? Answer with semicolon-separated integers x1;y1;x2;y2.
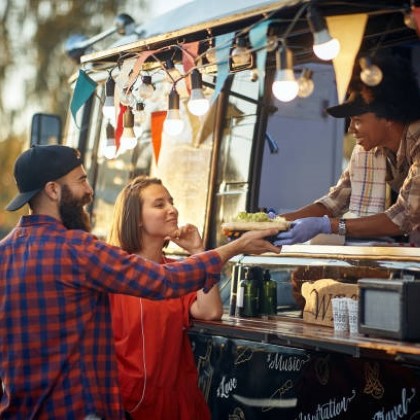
317;120;420;238
0;215;221;419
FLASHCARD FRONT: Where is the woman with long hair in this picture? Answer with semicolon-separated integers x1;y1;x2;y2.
108;175;222;420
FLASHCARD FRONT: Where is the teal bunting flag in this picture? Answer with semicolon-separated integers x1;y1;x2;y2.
70;69;97;123
249;20;272;96
210;32;235;105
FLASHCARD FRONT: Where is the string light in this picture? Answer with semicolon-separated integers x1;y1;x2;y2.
297;68;315;98
231;37;252;66
133;75;155;101
102;121;117;159
132;102;146;137
307;6;340;61
359;57;383;87
120;108;137;150
102;75;116;124
163;88;184;136
119;85;135;107
272;47;299;102
187;70;210;116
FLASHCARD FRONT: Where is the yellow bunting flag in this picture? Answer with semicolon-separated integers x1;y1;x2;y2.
326;14;368;103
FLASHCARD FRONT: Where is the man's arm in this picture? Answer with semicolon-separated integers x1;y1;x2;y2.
282;203;332;221
329;213;402;237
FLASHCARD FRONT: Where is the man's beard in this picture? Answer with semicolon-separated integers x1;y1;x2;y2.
59;184;92;232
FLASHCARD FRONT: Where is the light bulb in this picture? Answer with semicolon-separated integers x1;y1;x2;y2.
102;97;116;124
102;122;117;159
404;11;417;30
164;59;182;83
307;6;340;61
119;86;135;107
272;74;299;102
297;69;315;98
163;110;184;136
187;69;210;116
134;75;154;100
272;47;298;102
250;68;259;82
231;38;251;66
205;39;217;64
188;90;210;116
120;109;137;150
132;102;146;137
359;57;383;87
206;48;216;64
163;89;184;135
313;35;340;61
102;76;116;123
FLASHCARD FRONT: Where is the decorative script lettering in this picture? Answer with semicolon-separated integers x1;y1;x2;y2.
217;375;237;399
372;388;416;420
297;390;356;420
267;353;310;372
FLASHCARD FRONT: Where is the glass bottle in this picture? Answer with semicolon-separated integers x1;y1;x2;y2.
242;267;260;317
260;269;277;315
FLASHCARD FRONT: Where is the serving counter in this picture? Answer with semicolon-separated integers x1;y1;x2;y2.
188;245;420;419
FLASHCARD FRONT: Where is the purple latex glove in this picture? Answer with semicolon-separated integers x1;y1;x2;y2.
273;216;332;245
266;208;277;220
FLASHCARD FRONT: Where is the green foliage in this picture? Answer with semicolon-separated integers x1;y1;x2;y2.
0;0;148;238
0;135;25;238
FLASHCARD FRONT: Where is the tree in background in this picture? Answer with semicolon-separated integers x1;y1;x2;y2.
0;0;147;237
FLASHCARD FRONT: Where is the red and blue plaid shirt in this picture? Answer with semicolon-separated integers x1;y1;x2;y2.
0;215;222;419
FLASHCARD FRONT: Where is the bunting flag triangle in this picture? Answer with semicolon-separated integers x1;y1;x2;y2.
327;13;368;103
70;70;97;123
210;32;235;105
249;20;271;96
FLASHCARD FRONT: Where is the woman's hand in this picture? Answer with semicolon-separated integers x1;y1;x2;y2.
167;223;204;254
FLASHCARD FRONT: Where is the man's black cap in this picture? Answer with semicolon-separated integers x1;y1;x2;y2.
6;145;83;211
326;91;374;118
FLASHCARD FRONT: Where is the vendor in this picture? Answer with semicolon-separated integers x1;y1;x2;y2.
274;53;420;246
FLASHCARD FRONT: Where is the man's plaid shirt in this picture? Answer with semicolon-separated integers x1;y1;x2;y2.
0;215;221;419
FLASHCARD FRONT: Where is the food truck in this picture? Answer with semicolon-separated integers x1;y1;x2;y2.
32;0;420;417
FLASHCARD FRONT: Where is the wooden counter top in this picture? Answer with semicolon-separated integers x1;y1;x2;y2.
191;314;420;364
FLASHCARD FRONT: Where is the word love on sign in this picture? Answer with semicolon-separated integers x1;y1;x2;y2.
301;279;359;327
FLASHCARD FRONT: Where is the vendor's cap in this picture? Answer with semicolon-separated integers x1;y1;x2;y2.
326;91;373;118
6;145;83;211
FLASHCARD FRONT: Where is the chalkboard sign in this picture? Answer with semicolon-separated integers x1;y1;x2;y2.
189;332;420;419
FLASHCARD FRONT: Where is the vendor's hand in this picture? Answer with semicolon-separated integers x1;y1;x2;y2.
273;216;331;246
266;208;277;220
167;224;204;254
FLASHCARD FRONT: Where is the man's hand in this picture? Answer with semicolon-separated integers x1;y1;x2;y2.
216;228;281;263
273;216;331;245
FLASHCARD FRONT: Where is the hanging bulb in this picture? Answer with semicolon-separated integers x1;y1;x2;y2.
102;76;116;124
163;88;184;136
102;121;117;159
187;70;210;116
250;68;259;82
307;6;340;61
134;75;154;101
359;57;383;87
231;37;251;66
266;35;278;52
205;39;217;64
297;68;315;98
120;108;137;150
404;10;417;30
272;47;299;102
164;59;182;83
119;85;135;107
132;102;146;137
